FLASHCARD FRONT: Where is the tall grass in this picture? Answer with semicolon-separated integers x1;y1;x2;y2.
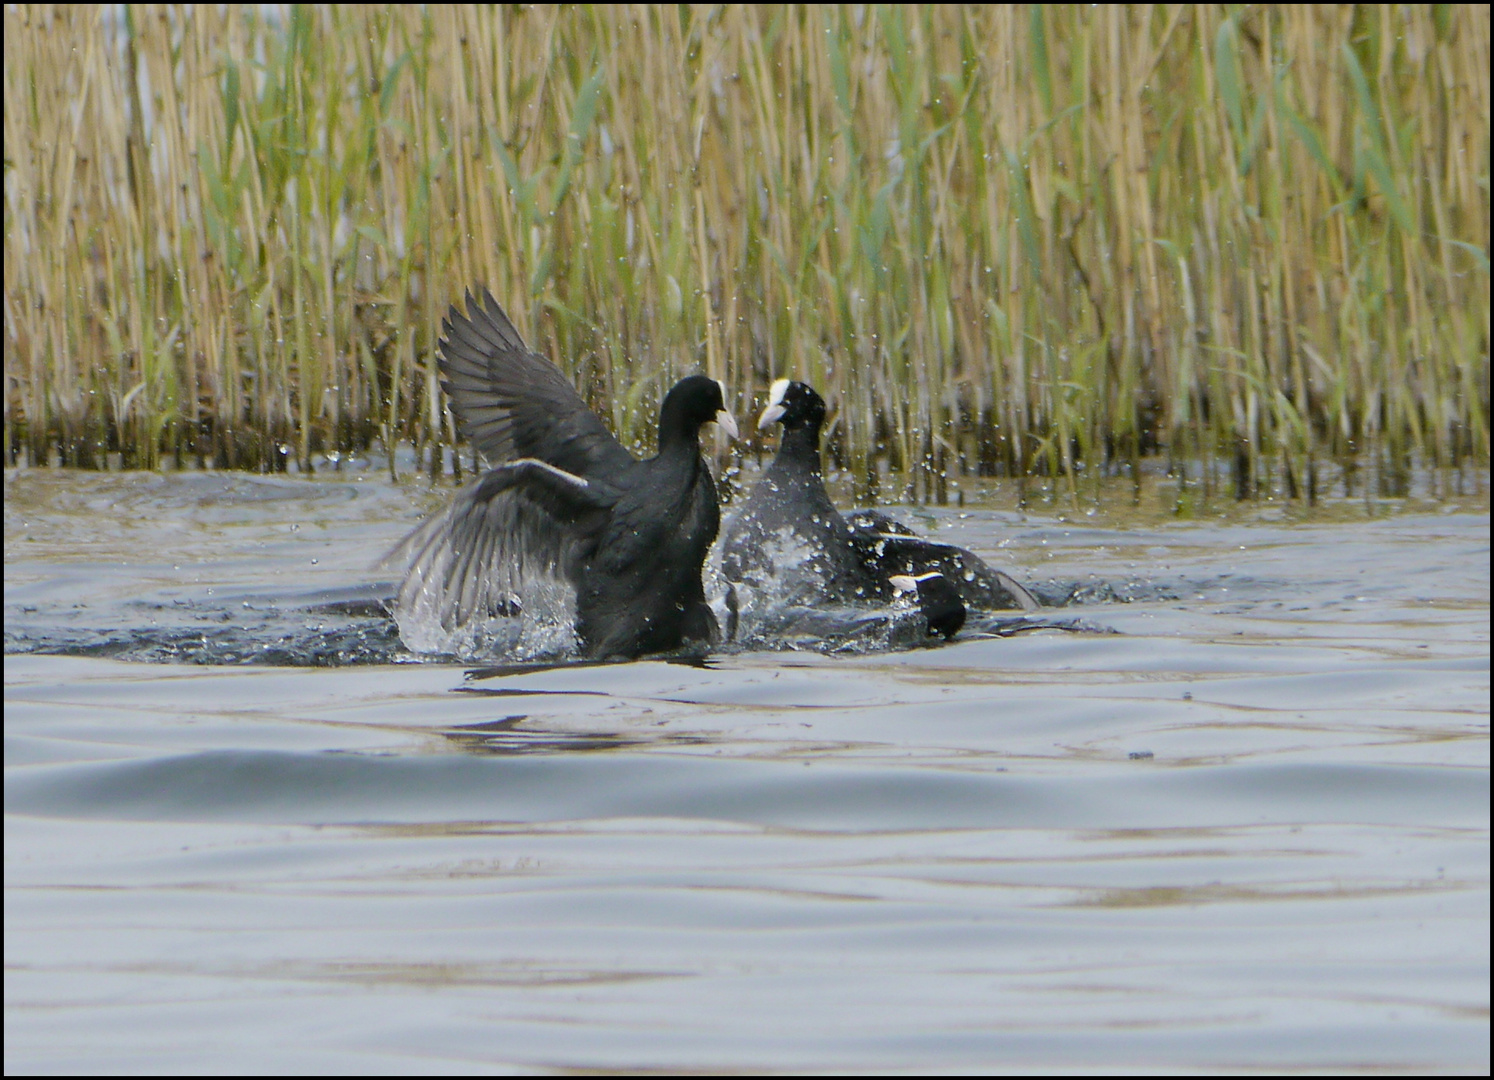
4;6;1488;501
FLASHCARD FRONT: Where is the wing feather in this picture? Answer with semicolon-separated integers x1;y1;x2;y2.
469;288;530;352
388;460;616;638
436;289;635;480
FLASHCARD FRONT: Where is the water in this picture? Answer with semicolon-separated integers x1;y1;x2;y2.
5;465;1489;1072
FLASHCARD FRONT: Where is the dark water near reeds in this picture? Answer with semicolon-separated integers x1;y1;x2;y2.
5;463;1489;1073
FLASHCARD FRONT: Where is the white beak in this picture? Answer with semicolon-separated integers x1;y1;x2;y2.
890;572;941;596
889;575;918;596
714;409;739;439
759;378;791;430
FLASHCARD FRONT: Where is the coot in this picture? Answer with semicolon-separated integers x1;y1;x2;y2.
722;380;879;603
890;572;967;641
391;290;738;659
842;506;1039;611
723;379;1037;617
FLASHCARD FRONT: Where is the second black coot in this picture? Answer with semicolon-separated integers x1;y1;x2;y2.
723;380;1038;621
890;572;967;641
391;289;738;659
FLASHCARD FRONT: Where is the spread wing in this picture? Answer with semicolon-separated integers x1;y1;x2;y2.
389;460;618;632
438;289;636;480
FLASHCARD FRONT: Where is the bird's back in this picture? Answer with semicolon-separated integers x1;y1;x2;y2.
576;447;721;657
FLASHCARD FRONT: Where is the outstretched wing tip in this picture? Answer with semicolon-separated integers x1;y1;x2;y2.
429;286;634;480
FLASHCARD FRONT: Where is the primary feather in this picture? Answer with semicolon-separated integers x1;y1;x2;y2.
390;290;734;659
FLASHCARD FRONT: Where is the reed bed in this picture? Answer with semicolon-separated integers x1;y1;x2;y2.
4;5;1488;502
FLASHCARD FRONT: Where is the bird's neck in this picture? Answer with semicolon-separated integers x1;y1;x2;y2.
655;427;706;470
657;424;700;454
774;424;823;477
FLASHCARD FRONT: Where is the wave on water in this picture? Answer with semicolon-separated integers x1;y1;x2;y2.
3;569;1123;667
5;513;1136;666
3;585;406;666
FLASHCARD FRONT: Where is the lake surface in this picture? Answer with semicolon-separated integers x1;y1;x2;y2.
5;464;1489;1073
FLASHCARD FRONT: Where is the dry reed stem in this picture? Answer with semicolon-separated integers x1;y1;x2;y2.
3;5;1487;501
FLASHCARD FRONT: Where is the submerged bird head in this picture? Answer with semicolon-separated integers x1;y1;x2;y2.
890;571;967;641
658;374;738;447
758;379;827;435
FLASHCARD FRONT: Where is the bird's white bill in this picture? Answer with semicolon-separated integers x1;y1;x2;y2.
757;402;786;429
714;409;739;439
891;571;943;596
758;378;791;429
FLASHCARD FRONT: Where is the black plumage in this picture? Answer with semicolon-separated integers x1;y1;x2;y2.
721;381;876;602
840;506;1038;611
391;289;738;660
723;380;1038;617
890;572;967;641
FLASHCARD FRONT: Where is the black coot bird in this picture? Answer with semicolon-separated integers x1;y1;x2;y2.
391;289;738;660
722;380;879;603
723;380;1038;622
890;572;966;641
